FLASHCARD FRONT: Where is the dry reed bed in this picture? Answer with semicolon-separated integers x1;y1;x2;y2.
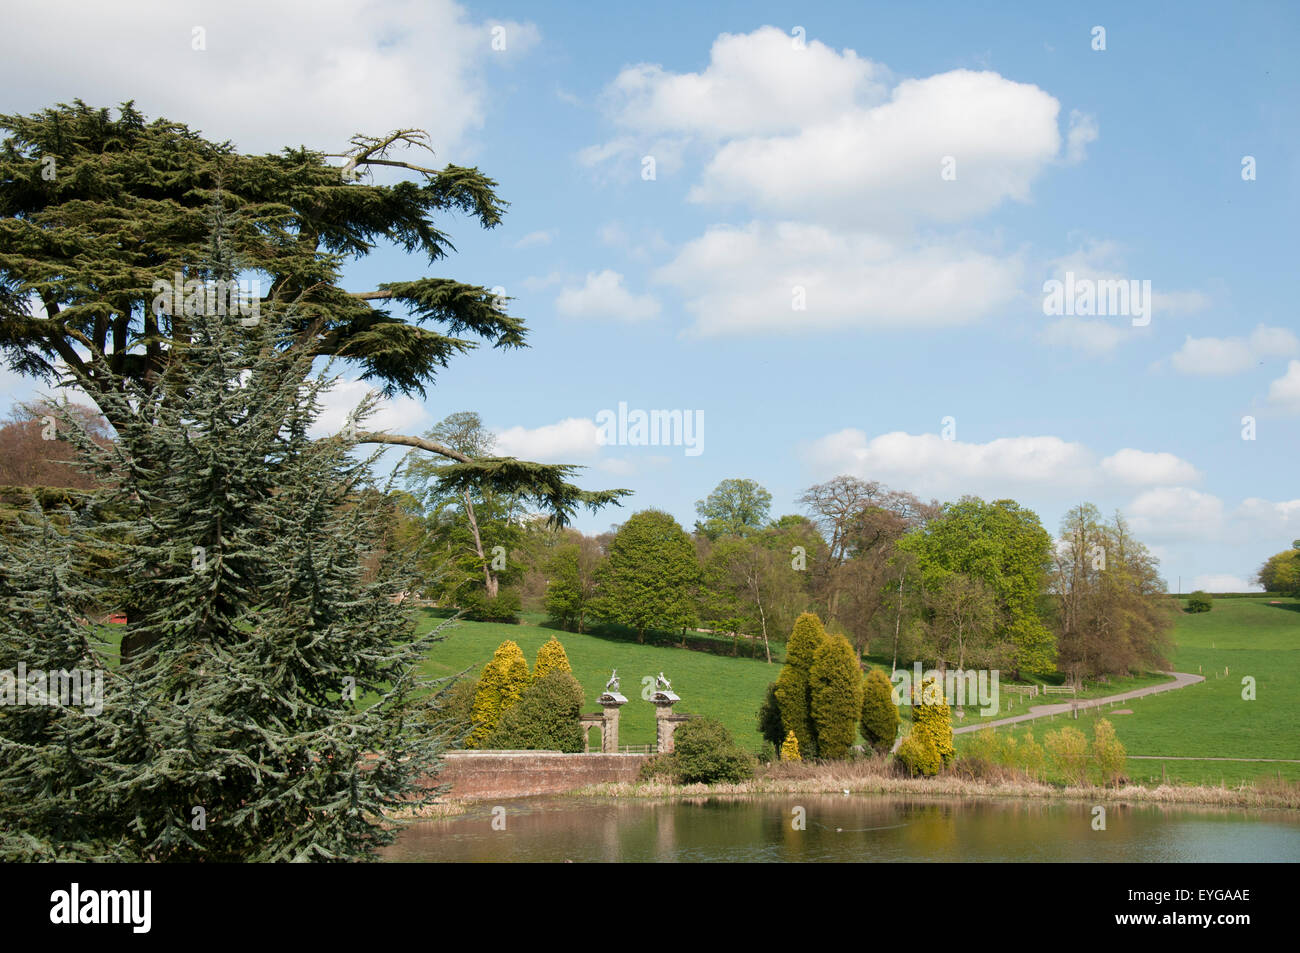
575;759;1300;811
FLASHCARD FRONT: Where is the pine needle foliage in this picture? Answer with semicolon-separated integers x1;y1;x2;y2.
0;214;456;861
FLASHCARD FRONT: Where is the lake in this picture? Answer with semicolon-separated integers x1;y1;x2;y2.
382;794;1300;862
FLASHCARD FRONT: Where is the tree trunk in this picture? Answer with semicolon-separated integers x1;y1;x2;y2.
462;489;498;599
890;571;904;675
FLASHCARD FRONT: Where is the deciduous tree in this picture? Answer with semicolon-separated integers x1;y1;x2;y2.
591;510;698;643
694;477;772;540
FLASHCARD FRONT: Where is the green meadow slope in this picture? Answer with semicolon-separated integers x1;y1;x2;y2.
953;597;1300;785
415;612;779;749
93;595;1300;785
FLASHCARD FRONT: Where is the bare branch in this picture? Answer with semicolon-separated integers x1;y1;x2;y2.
355;430;470;463
331;129;436;182
356;158;439;175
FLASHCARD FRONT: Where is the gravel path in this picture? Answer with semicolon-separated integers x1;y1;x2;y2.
951;671;1204;735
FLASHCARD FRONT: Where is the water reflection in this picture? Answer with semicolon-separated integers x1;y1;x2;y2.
382;795;1300;863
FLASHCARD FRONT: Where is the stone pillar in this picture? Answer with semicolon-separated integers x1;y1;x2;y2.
651;679;682;754
653;698;682;753
601;702;621;753
654;703;672;753
597;689;627;752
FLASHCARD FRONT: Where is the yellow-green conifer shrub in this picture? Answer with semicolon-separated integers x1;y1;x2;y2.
781;731;801;761
896;732;940;777
1044;725;1089;785
910;677;955;767
1090;718;1127;787
810;633;864;759
774;665;815;758
774;612;830;758
469;640;530;748
532;636;572;680
785;612;830;672
860;668;900;754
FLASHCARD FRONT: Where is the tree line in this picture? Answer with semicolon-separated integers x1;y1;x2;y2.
1;398;1187;686
390;423;1179;686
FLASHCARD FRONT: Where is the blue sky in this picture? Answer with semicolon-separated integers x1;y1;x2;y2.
4;0;1298;590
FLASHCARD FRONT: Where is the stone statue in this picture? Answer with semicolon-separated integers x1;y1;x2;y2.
605;670;619;693
656;672;672;691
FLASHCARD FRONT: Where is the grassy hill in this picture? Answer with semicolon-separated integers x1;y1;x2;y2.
954;596;1300;785
89;592;1300;785
415;611;781;749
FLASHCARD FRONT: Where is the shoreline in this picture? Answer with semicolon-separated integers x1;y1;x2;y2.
394;772;1300;815
572;773;1300;810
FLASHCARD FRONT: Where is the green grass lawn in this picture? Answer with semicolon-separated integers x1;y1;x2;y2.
954;597;1300;785
415;611;781;749
88;593;1300;786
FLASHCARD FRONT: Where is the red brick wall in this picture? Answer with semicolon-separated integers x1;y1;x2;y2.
426;751;650;799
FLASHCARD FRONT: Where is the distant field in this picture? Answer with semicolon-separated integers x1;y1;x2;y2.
954;597;1300;784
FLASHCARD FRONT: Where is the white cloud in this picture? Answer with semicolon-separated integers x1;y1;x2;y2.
493;417;601;461
1127;487;1225;542
806;430;1092;496
656;221;1021;335
600;26;887;139
585;29;1115;340
1266;360;1300;413
1064;109;1099;164
555;270;661;321
1100;449;1200;485
1112;492;1300;559
598;223;629;247
1189;574;1261;593
513;230;556;249
587;28;1091;231
806;429;1201;500
688;68;1062;228
0;0;523;159
308;377;428;440
1236;497;1300;527
595;457;639;477
1039;318;1130;355
1169;325;1298;375
1038;243;1208;352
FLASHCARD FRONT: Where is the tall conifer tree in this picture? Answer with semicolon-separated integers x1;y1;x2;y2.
0;205;455;861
